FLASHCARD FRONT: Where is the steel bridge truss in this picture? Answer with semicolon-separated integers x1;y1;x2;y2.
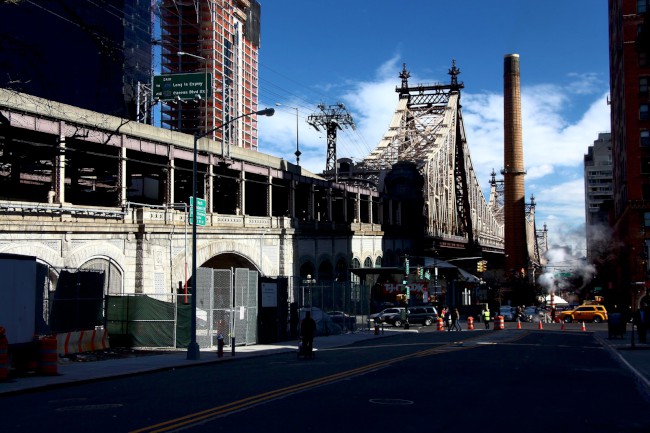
361;63;504;251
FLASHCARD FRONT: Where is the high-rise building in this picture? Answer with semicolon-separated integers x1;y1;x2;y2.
159;0;261;150
583;133;613;262
608;0;650;296
584;133;613;227
0;0;152;121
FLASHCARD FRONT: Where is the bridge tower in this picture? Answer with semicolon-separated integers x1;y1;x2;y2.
502;54;528;278
307;103;355;182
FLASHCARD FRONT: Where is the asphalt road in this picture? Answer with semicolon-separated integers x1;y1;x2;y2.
2;330;649;433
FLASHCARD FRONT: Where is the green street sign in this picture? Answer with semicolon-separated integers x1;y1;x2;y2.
189;197;206;226
153;73;212;101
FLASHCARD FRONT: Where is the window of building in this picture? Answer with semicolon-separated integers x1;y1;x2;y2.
642;77;650;95
641;51;649;67
644;185;650;201
645;212;650;228
639;0;649;14
643;130;650;147
641;104;650;120
643;157;650;174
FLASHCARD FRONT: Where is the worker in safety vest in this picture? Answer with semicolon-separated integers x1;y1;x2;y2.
482;307;491;329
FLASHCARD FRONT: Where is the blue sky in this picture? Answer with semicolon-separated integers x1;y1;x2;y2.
256;0;610;259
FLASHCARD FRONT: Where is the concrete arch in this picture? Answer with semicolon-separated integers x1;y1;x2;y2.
317;257;334;282
65;241;126;271
0;242;64;269
79;255;126;295
172;239;263;285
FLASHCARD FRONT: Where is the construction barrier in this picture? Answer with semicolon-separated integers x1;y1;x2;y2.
0;327;8;380
582;322;586;332
56;328;109;356
538;320;543;330
494;315;504;330
467;316;474;331
37;336;58;376
436;317;444;331
517;319;522;330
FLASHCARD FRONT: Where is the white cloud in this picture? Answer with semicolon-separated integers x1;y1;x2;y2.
566;72;604;96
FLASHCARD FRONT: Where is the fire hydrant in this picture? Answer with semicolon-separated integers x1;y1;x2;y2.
217;334;225;358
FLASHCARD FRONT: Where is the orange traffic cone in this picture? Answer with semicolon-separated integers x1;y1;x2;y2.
517;319;521;329
561;322;565;331
538;320;543;330
581;322;586;332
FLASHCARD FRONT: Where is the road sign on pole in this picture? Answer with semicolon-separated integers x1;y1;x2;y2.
153;73;212;101
189;197;206;226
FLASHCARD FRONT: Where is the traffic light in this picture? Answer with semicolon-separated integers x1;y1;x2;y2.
477;260;487;272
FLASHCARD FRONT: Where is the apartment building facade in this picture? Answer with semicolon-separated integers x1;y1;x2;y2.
609;0;650;299
159;0;261;150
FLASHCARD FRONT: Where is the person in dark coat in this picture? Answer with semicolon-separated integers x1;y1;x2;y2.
300;311;317;355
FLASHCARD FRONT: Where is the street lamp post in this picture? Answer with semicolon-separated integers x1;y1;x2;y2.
275;103;301;165
186;107;275;360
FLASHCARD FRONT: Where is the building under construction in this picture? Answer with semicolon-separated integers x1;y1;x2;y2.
159;0;261;150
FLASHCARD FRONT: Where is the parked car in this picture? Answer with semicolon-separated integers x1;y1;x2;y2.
499;306;515;321
558;305;608;323
522;306;547;322
326;311;356;331
369;307;404;324
385;306;438;327
407;306;439;326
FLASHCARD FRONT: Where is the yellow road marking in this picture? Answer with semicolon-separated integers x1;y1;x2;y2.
130;332;526;433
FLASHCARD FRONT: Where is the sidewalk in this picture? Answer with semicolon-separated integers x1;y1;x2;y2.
2;325;650;396
0;330;391;395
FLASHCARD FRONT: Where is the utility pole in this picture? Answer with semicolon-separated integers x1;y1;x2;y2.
307;103;355;182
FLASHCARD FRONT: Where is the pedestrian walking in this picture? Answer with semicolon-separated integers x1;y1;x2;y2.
451;308;461;331
300;311;317;356
482;307;491;329
550;306;556;323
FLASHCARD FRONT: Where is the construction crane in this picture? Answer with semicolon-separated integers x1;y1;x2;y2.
307;102;355;182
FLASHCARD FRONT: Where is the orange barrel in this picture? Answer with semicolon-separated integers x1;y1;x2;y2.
0;327;8;380
37;336;58;376
436;317;444;331
494;315;504;330
467;316;474;331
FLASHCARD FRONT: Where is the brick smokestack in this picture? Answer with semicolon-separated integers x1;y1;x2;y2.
503;54;528;277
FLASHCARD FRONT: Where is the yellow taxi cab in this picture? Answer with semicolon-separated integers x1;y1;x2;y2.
557;305;608;323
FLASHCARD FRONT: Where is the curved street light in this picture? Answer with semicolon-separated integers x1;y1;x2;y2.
275;103;301;165
187;107;275;360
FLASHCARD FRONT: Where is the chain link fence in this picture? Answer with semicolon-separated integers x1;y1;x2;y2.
298;281;372;332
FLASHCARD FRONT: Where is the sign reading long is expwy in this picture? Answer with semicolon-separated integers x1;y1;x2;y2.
153;73;212;101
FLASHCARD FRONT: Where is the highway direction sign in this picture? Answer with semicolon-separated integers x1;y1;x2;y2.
189;197;206;226
153;73;212;101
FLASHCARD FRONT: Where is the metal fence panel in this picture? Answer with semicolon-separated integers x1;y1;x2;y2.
213;269;232;346
246;270;258;345
196;268;214;348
